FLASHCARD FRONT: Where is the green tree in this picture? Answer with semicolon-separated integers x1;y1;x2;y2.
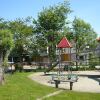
72;17;98;69
33;1;71;65
73;18;97;50
9;17;33;66
0;18;14;84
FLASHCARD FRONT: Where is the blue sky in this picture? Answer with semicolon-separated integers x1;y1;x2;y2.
0;0;100;36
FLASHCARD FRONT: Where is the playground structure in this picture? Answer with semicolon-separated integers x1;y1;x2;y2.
45;37;73;73
45;37;78;90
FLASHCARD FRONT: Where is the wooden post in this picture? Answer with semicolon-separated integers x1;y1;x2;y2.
70;82;73;90
54;80;60;88
58;48;61;75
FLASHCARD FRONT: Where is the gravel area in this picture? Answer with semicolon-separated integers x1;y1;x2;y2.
28;71;100;93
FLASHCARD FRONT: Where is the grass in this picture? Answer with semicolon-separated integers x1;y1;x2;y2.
0;72;57;100
44;90;100;100
0;72;100;100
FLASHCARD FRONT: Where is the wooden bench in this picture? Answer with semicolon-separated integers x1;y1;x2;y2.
52;74;78;90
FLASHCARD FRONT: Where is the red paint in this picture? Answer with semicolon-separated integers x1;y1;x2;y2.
57;37;72;48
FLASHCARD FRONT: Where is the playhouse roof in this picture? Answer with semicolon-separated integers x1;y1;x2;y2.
57;37;72;48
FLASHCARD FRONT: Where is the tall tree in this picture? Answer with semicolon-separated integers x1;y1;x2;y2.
33;1;71;64
72;18;97;51
9;17;33;65
0;18;14;84
72;17;98;69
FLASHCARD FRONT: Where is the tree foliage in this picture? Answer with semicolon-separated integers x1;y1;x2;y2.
0;18;14;84
33;1;72;63
37;1;71;31
72;17;97;51
0;18;13;67
9;17;33;62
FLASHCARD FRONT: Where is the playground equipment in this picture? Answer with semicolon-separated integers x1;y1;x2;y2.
45;37;72;73
46;37;78;90
45;61;59;73
57;37;72;74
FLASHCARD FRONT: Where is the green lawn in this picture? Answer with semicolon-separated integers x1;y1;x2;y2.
45;90;100;100
0;72;100;100
0;72;57;100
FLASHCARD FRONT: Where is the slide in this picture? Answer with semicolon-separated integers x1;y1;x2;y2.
44;61;59;73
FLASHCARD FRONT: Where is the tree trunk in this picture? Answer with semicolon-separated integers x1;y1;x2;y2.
75;43;78;71
0;52;4;85
0;50;11;85
0;67;4;85
48;45;53;67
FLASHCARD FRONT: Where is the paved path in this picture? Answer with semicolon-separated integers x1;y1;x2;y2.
28;71;100;93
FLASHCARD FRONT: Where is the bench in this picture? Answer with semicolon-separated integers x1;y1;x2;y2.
52;74;78;90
